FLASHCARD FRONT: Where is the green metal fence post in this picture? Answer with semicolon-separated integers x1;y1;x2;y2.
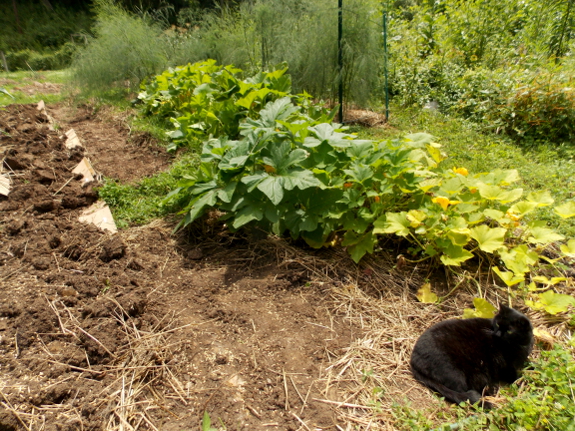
338;0;344;123
383;6;389;122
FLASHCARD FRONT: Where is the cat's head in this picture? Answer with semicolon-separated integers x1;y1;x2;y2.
492;305;533;346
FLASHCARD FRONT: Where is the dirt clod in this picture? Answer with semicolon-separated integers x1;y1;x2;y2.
99;236;126;262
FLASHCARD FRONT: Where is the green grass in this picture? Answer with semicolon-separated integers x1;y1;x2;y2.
97;154;199;229
0;70;70;106
356;105;575;238
126;114;173;148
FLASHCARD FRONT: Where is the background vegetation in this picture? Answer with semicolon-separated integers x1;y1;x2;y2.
11;0;575;139
0;0;93;71
55;0;575;148
67;0;381;104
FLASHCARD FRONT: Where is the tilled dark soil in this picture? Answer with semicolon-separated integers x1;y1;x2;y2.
0;103;360;431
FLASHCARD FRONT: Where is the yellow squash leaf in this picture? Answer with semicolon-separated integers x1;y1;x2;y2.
554;201;575;219
463;297;497;319
416;283;438;303
407;209;427;228
560;239;575;257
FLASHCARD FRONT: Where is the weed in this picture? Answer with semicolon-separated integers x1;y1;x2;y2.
97;154;198;228
392;402;436;430
201;411;225;431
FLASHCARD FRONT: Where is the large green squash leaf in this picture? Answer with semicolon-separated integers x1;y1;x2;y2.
373;212;410;237
440;243;474;266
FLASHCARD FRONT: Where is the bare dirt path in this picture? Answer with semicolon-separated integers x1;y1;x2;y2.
49;102;172;183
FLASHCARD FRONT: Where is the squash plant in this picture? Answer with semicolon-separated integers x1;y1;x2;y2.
166;96;575;279
138;60;328;151
165;97;439;261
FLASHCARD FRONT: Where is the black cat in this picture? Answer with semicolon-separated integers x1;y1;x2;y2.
410;305;533;407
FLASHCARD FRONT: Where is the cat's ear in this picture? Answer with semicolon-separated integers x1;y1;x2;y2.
499;304;511;312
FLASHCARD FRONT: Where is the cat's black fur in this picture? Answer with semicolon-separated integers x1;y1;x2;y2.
410;305;533;407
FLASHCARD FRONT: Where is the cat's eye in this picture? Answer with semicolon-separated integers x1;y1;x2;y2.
507;329;514;334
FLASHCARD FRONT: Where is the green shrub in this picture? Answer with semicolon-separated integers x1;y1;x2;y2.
5;50;37;71
0;0;92;53
54;42;77;68
71;1;170;93
487;72;575;145
386;0;575;133
444;67;575;145
387;45;575;147
446;67;512;124
388;52;469;108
